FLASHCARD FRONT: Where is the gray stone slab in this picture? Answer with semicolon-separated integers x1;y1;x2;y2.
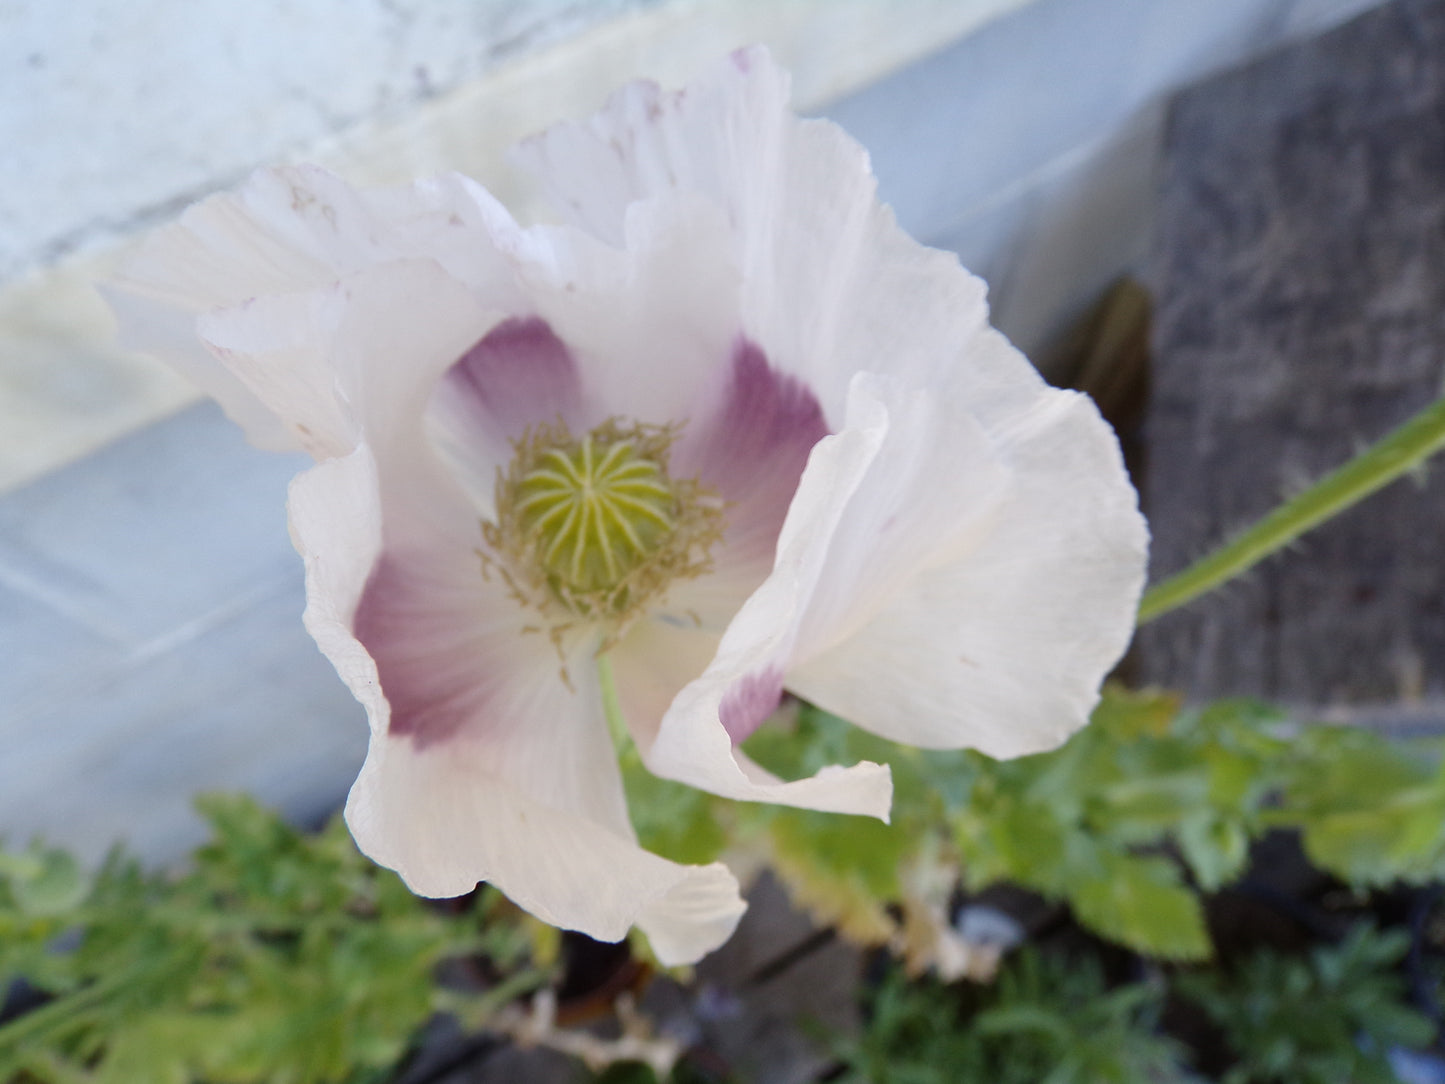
455;1046;583;1083
0;579;120;725
0;402;364;860
689;872;861;1084
1139;0;1445;706
2;581;366;862
393;872;858;1083
0;400;306;648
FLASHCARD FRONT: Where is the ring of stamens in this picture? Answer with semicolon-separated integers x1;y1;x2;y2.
483;418;723;637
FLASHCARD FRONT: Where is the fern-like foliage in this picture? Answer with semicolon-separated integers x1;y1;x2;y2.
736;689;1445;962
1178;923;1435;1084
827;950;1190;1084
0;795;543;1084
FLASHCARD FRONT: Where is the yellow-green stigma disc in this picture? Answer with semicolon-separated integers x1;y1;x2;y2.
486;419;721;626
516;433;674;595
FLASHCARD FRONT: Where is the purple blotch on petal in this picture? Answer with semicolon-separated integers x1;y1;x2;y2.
355;553;490;749
443;316;583;442
678;339;829;567
719;667;785;744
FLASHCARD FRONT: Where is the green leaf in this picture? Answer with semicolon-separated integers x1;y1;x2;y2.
952;795;1089;898
1069;854;1211;961
1088;687;1182;742
771;808;905;900
90;1013;223;1084
620;753;727;866
0;846;90;917
1273;728;1445;887
762;808;909;944
972;1004;1072;1043
1175;815;1249;892
740;704;963;944
1090;771;1211;841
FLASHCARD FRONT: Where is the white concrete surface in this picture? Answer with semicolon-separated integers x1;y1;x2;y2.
0;0;1030;495
1;0;663;278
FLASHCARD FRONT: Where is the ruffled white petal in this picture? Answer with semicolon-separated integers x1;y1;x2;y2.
196;259;492;463
106;287;301;452
109;165;524;454
118;165;518;309
511;48;792;250
787;373;1012;659
635;369;1018;813
634;385;897;819
496;192;744;431
512;48;1016;427
609;618;723;754
347;727;747;966
289;447;745;964
789;375;1148;758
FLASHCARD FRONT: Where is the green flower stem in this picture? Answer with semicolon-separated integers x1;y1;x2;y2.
596;653;634;756
471;966;552;1020
1138;395;1445;625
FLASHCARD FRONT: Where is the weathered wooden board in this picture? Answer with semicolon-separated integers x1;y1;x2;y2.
1139;0;1445;710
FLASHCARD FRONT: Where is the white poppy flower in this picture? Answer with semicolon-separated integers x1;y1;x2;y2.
107;48;1148;965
